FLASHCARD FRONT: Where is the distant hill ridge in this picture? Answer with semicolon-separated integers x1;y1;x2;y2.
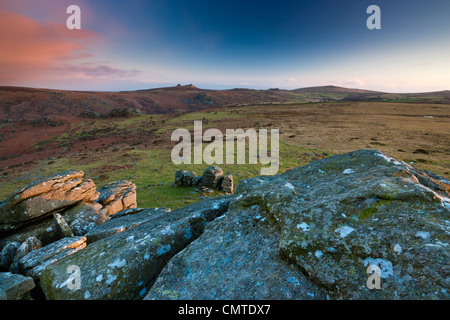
1;84;449;120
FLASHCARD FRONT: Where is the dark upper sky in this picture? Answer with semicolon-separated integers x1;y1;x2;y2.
1;0;449;91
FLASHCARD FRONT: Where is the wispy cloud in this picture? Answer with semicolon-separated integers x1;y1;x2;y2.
57;63;143;79
0;10;93;81
0;9;143;88
333;77;367;88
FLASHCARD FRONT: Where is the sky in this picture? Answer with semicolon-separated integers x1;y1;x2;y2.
0;0;449;92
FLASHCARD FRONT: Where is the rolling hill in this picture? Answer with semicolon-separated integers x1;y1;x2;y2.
1;84;450;121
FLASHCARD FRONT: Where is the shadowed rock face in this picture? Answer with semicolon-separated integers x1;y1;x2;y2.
146;149;449;300
0;170;99;233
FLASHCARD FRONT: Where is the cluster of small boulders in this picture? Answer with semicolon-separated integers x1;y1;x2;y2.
173;166;233;194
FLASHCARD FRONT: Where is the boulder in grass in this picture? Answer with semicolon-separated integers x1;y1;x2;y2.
202;166;223;189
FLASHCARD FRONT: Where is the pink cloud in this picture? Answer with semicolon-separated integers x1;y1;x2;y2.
0;10;98;82
0;9;142;88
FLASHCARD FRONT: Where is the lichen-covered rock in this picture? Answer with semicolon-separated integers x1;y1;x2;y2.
39;196;231;300
63;202;108;236
173;170;186;187
0;272;35;300
86;208;171;243
96;180;137;216
18;236;86;279
229;149;450;299
145;205;327;300
182;171;197;187
0;170;99;232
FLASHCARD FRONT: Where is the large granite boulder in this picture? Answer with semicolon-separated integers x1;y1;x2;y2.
146;150;450;300
39;196;231;300
231;149;449;299
96;180;137;216
0;170;99;233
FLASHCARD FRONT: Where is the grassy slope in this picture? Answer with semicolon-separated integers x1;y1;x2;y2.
1;101;448;210
0;110;328;210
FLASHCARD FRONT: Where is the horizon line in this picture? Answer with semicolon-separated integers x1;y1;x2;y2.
1;84;449;95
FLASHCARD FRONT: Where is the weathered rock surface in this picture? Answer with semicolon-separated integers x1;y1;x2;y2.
230;149;449;299
174;170;198;187
86;207;171;243
0;198;105;252
0;170;99;232
62;202;107;236
0;218;60;253
96;180;137;216
145;205;327;300
148;149;450;300
0;272;35;300
18;236;86;279
39;196;231;300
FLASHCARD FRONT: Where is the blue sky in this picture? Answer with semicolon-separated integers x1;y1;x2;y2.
1;0;449;92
